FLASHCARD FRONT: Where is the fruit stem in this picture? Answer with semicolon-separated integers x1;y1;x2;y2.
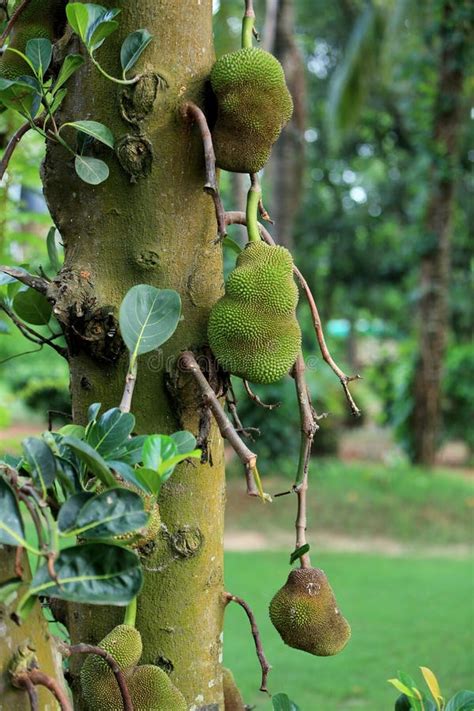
246;174;261;243
241;0;255;49
123;597;137;627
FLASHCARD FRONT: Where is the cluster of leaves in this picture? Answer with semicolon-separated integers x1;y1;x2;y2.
0;3;152;184
389;667;474;711
0;403;200;620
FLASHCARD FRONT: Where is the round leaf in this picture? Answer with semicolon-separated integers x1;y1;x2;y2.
75;155;109;185
119;284;181;360
13;287;52;325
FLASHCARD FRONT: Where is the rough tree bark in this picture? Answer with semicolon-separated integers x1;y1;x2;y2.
412;0;469;465
38;1;225;708
263;0;305;248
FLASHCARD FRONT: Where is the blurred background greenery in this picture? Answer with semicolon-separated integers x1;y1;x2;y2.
0;0;472;709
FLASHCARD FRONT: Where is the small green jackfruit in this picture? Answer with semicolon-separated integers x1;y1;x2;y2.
210;47;293;173
0;0;62;81
80;624;143;710
208;241;301;384
126;665;187;711
269;568;351;656
223;667;245;711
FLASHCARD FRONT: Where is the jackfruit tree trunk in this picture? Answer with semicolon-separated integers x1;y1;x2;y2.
412;0;468;466
263;0;305;249
42;1;225;708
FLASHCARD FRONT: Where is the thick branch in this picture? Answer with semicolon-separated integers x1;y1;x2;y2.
179;351;262;497
0;266;48;294
182;102;227;240
225;592;271;693
12;670;72;711
61;644;133;711
224;210;362;416
0;0;33;47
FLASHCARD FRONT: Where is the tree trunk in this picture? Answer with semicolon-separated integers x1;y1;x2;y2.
263;0;305;248
42;1;225;707
412;0;468;466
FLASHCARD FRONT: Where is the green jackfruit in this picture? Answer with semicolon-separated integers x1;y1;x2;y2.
208;241;301;384
80;624;143;710
210;47;293;173
126;665;187;711
0;0;63;81
269;567;351;656
223;667;245;711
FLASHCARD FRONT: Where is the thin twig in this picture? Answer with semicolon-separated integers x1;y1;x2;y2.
225;592;271;693
182;101;227;240
0;0;33;47
0;303;68;359
0;121;33;180
179;351;261;497
17;491;45;549
14;546;24;578
13;670;72;711
0;265;48;294
61;643;133;711
226;383;259;439
243;380;280;410
22;677;39;711
224;210;362;416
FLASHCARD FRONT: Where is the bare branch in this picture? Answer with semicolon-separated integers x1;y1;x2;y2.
120;364;137;413
0;303;68;359
12;670;72;711
225;592;271;693
181;101;227;240
243;380;280;410
224;210;362;416
0;266;48;294
61;643;134;711
179;351;264;497
0;0;33;47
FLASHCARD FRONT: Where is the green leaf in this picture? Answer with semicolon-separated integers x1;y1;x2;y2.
0;477;26;547
63;120;114;148
122;435;148;465
0;578;22;606
289;543;310;565
120;29;152;75
142;435;177;472
58;424;86;439
88;18;119;50
57;492;93;533
63;487;147;539
22;543;143;608
54;54;84;93
157;450;201;481
445;691;474;711
49;87;67;113
119;284;181;362
75;155;109;185
22;437;57;492
61;436;117;487
13;287;52;325
46;227;61;273
66;3;91;41
272;693;301;711
86;407;135;456
133;467;160;496
0;79;40;118
171;431;197;454
88;402;102;422
223;236;243;255
26;38;52;78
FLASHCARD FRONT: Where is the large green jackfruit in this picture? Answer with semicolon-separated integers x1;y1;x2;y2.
80;624;143;710
269;568;351;656
210;47;293;173
126;665;187;711
0;0;63;81
223;667;245;711
208;241;301;384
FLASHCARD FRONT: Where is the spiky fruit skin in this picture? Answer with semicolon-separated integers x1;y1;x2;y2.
208;242;301;384
269;568;351;656
210;47;293;173
0;1;63;81
114;484;161;549
126;665;187;711
80;625;143;710
223;667;245;711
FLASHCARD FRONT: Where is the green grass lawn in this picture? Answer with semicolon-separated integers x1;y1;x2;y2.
224;551;474;711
